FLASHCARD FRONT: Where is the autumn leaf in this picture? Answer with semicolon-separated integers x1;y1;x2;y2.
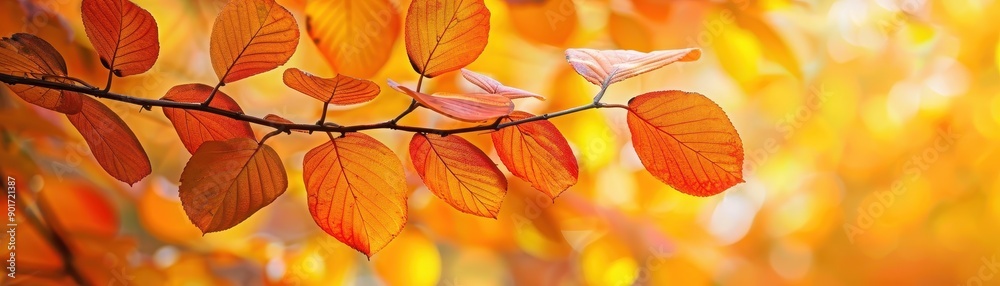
735;12;802;79
565;48;701;86
388;79;513;122
178;137;288;233
405;0;491;78
0;33;82;113
66;97;151;185
304;133;408;257
409;133;507;218
161;84;256;154
283;68;381;105
461;69;544;100
306;0;401;78
211;0;299;83
492;111;578;199
626;91;743;196
263;114;307;133
81;0;159;76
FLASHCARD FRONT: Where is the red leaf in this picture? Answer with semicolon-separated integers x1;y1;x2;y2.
263;114;307;133
409;133;507;218
492;111;578;199
388;79;513;122
81;0;159;76
0;33;82;113
161;84;256;154
66;97;151;185
282;68;380;105
210;0;299;83
179;138;288;233
565;48;701;86
305;0;401;78
627;91;744;196
304;133;407;257
405;0;491;78
461;69;544;100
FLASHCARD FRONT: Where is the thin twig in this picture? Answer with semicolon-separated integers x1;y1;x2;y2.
0;73;624;137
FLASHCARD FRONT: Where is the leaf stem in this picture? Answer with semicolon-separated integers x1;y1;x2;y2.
203;81;225;106
390;75;426;124
0;72;622;137
103;69;114;92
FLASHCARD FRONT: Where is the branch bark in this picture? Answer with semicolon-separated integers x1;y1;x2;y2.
0;73;628;137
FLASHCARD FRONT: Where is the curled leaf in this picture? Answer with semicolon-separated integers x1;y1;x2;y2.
565;48;701;86
405;0;491;77
67;97;151;185
627;91;744;196
461;69;544;100
304;133;407;257
306;0;401;78
492;111;578;199
81;0;159;76
388;79;513;122
211;0;299;83
263;114;306;133
409;133;507;218
179;138;288;233
161;84;256;154
283;68;380;105
0;33;82;113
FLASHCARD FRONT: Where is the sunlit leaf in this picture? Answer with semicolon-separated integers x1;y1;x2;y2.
306;0;401;78
735;12;802;79
492;111;578;199
67;97;151;185
263;113;307;133
0;33;82;113
405;0;491;77
81;0;159;76
304;133;407;257
565;48;701;86
178;137;288;233
626;91;744;196
410;133;507;218
388;79;513;122
462;69;544;100
161;83;256;154
210;0;299;83
283;68;380;105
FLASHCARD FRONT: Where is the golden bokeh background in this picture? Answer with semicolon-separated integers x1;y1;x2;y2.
1;0;998;285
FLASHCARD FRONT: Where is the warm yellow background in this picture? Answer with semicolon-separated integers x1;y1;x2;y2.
1;0;998;285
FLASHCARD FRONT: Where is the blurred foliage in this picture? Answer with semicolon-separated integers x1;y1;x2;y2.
2;0;999;285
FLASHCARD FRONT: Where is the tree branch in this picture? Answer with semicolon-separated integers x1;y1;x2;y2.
0;73;626;137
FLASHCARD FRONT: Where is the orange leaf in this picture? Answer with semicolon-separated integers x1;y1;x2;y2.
283;68;380;105
179;137;288;233
263;113;307;133
409;133;507;218
210;0;299;83
405;0;490;78
0;33;82;113
81;0;159;76
565;48;701;86
161;84;256;154
304;133;408;257
305;0;401;78
626;91;744;196
492;111;578;199
461;69;544;100
66;97;151;185
388;79;513;122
